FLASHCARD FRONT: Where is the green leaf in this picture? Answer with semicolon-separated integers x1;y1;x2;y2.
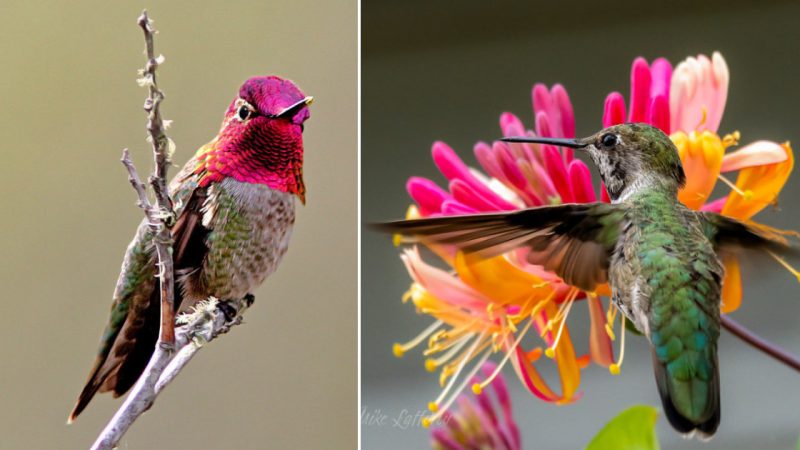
585;405;660;450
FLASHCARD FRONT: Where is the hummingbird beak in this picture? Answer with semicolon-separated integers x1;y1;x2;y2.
500;136;588;149
277;96;314;118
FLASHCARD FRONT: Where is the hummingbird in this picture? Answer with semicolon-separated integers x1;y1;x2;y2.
69;76;312;422
378;123;795;437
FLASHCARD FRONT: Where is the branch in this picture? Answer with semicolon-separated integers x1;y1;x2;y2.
721;314;800;373
90;298;251;450
136;9;176;345
88;10;251;449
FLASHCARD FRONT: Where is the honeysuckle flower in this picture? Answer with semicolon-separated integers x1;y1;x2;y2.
392;51;796;426
602;52;795;312
431;361;521;450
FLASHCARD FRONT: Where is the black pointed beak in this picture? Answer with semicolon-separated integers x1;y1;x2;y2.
275;96;314;118
500;136;588;149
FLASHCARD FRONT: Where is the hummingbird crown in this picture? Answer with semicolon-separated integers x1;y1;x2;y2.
583;123;686;201
193;76;311;202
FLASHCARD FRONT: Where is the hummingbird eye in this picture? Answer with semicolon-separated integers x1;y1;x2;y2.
600;133;618;148
237;105;252;121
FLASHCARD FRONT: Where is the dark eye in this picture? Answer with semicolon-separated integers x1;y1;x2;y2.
237;105;251;120
601;133;618;147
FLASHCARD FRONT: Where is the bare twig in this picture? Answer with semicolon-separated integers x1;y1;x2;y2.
136;9;176;345
721;314;800;372
88;11;249;450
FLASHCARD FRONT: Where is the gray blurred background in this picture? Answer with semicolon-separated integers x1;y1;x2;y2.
363;1;800;449
0;1;355;449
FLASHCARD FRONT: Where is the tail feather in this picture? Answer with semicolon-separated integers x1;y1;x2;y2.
651;350;720;438
68;286;162;422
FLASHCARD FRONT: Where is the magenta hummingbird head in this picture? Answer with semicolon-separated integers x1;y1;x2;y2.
195;76;312;203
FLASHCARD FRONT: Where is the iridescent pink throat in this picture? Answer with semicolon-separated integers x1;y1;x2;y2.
193;119;305;203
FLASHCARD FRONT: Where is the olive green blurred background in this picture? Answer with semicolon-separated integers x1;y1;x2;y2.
363;1;800;449
0;1;355;449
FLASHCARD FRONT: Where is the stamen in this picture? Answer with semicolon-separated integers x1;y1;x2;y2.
430;332;487;411
767;250;800;283
722;131;741;148
695;107;708;130
540;289;578;336
425;335;471;372
393;320;443;358
609;316;627;375
545;296;575;358
605;304;618;340
718;174;753;201
472;318;534;394
424;347;493;427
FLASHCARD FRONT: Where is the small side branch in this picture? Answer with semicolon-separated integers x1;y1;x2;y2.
721;314;800;372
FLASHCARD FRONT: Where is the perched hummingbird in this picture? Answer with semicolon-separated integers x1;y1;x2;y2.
69;76;312;422
378;123;795;437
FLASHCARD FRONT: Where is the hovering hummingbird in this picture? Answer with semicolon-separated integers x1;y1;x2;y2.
378;123;796;437
69;76;312;422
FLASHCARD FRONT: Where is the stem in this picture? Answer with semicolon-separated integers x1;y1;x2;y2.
721;314;800;372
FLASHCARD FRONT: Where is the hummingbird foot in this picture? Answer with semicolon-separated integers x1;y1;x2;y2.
218;301;239;322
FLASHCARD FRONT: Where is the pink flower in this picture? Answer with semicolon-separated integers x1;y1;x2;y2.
431;361;521;450
391;51;796;427
602;52;794;312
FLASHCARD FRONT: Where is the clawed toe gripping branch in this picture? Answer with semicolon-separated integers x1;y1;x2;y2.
88;11;250;450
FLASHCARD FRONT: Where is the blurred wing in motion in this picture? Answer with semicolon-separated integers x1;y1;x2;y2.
699;211;799;257
375;203;627;291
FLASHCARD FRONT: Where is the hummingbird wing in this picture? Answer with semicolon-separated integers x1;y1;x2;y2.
376;203;626;291
69;164;209;422
698;212;799;256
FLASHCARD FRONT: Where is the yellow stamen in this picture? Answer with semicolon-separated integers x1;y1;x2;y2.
393;320;443;358
472;318;535;394
722;131;740;148
545;296;575;357
609;316;627;375
767;250;800;283
605;304;618;340
425;335;471;371
432;332;487;408
696;106;708;130
718;174;753;201
427;348;493;426
540;289;578;336
393;233;403;247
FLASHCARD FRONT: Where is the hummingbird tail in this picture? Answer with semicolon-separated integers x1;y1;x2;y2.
651;349;720;438
68;287;162;422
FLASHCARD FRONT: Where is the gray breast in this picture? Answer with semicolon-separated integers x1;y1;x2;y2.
188;178;295;303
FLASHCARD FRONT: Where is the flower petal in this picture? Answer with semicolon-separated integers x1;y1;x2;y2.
675;131;724;210
720;256;742;313
567;159;596;203
587;295;615;366
650;57;672;99
603;92;626;128
720;140;788;173
433;141;519;211
552;84;576;138
629;57;652;123
543;146;574;203
407;176;450;216
670;52;729;134
648;94;670;134
721;142;793;219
